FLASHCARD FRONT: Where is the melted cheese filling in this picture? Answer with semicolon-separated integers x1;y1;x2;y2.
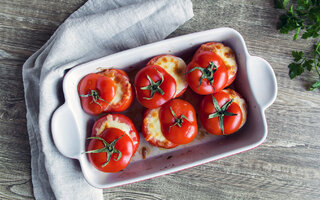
153;55;188;96
95;115;131;136
144;108;167;142
223;89;247;128
109;78;124;105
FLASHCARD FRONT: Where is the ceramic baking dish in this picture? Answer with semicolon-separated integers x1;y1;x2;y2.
51;27;277;188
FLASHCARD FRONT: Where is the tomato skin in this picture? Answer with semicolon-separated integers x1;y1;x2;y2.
98;69;134;112
159;99;197;145
142;108;178;149
200;91;243;135
135;65;176;109
186;51;228;95
91;114;140;154
87;128;133;173
78;73;116;115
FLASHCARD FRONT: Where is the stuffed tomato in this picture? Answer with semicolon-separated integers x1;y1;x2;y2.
186;51;228;95
86;127;134;173
200;88;247;135
194;42;238;87
135;55;188;108
147;55;188;97
91;113;139;154
142;99;197;148
135;65;177;109
78;69;134;115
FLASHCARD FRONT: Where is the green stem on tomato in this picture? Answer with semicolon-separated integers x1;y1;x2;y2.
84;134;124;167
186;62;217;89
79;90;109;111
140;69;165;100
208;95;237;135
168;107;191;132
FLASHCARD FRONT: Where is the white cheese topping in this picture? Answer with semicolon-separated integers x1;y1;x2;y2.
153;55;188;96
109;78;124;105
202;43;237;80
144;108;167;142
96;115;131;136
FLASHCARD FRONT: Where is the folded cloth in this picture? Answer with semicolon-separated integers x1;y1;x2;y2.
22;0;193;199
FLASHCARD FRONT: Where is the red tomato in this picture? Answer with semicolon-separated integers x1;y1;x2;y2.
91;114;140;154
135;65;176;108
78;73;116;115
159;99;197;145
194;42;238;87
200;89;244;135
98;69;134;112
186;51;228;95
142;108;178;149
86;128;133;173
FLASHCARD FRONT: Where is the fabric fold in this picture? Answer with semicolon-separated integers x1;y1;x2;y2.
22;0;193;199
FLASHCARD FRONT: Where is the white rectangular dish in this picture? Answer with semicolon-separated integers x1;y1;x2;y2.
51;28;277;188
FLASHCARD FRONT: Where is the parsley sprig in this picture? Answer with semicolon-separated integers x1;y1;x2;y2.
275;0;320;90
289;41;320;90
276;0;320;40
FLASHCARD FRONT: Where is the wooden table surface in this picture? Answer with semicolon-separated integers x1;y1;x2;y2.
1;0;320;199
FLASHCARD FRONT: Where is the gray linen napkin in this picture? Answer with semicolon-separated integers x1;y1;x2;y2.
22;0;193;199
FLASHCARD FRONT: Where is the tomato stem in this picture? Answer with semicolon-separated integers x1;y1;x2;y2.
186;62;217;89
84;134;124;167
168;107;191;132
208;95;237;135
140;69;165;100
79;90;109;111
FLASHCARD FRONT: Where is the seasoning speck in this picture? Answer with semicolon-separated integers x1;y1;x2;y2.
142;146;148;159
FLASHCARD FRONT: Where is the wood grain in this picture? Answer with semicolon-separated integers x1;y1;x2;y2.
0;0;319;199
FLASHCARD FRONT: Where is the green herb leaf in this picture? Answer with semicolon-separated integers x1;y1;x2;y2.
302;24;320;39
294;27;301;40
292;50;304;61
303;59;314;71
275;0;320;39
288;63;304;79
297;0;312;10
276;1;320;91
274;0;290;9
277;13;302;35
309;80;320;90
283;0;290;8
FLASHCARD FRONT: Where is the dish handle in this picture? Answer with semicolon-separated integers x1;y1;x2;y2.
51;103;80;159
247;56;277;110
